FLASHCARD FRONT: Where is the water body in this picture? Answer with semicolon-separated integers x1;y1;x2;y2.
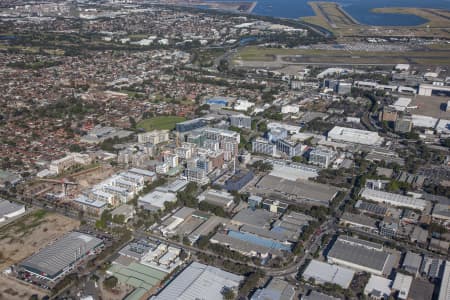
206;0;450;26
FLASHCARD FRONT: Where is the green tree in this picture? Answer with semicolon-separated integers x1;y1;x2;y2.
103;276;118;290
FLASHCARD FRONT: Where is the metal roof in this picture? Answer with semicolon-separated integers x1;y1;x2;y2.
20;232;103;279
152;262;243;300
302;260;355;289
327;237;390;273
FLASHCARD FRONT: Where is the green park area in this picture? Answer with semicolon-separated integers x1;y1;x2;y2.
136;116;186;131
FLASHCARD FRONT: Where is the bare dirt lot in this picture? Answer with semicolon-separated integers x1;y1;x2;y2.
0;274;48;300
0;210;80;270
410;95;450;119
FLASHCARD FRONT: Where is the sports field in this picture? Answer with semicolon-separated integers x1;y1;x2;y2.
136;116;186;131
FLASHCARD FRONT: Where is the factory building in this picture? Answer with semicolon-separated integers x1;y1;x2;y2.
327;236;396;276
19;232;103;283
152;262;243;300
327;126;383;146
360;188;428;211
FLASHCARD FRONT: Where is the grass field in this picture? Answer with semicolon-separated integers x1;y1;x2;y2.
234;46;450;65
0;210;79;270
137;116;186;131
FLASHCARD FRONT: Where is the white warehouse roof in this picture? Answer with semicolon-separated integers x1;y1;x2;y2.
152;262;243;300
392;273;413;300
327;126;383;145
411;114;438;129
360;188;428;211
302;259;355;288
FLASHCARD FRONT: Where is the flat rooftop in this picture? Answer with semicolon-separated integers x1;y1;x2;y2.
302;260;355;289
20;232;103;279
152;262;243;300
327;236;390;274
256;175;338;205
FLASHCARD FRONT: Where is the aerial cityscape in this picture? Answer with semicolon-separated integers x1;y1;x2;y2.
0;0;450;299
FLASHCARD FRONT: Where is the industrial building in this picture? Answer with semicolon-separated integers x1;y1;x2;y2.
256;175;338;206
302;260;355;288
19;232;103;283
340;212;379;233
0;199;25;223
198;189;235;210
327;126;383;146
268;160;319;180
251;278;295;300
327;236;396;276
439;261;450;300
392;273;413;300
151;262;243;300
138;190;177;211
360;188;428;211
432;203;450;223
364;275;392;299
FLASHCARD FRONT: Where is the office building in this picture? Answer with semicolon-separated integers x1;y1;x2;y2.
176;118;206;133
309;147;337;168
276;139;303;157
137;130;169;144
252;138;276;156
230;114;251;129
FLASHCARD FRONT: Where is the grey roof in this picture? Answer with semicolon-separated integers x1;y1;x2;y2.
302;260;355;289
152;262;243;300
302;291;340;300
0;199;24;217
402;251;423;273
232;208;273;228
327;236;390;273
256;175;338;205
408;278;434;300
355;200;387;216
172;206;196;220
210;232;284;256
251;278;295;300
340;212;378;229
20;232;103;279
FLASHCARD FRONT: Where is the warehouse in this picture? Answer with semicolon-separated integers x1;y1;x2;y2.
152;262;243;300
0;199;25;223
327;126;383;146
251;278;295;300
256;175;338;206
360;188;429;211
138;190;177;211
327;236;396;276
439;261;450;300
19;232;103;282
302;260;355;288
198;189;235;210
